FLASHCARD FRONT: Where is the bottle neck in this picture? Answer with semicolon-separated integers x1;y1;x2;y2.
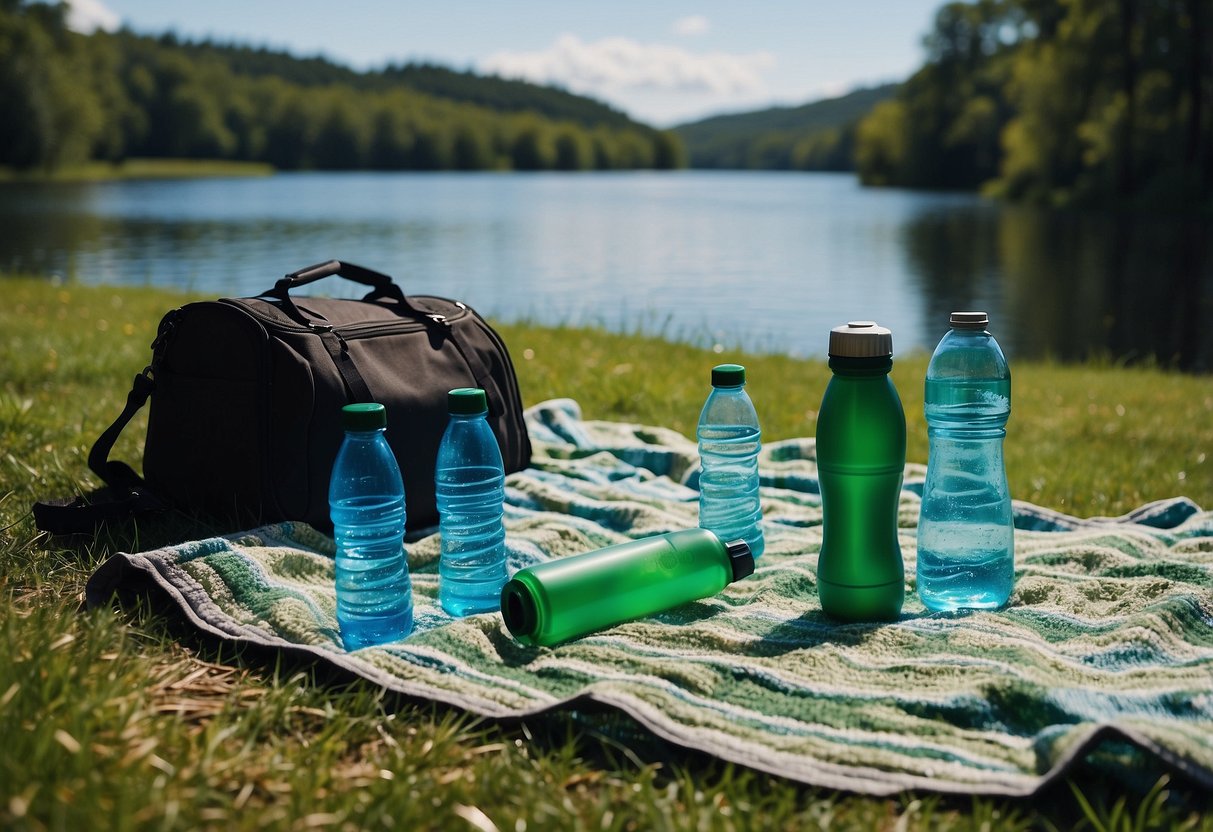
828;355;893;376
449;411;487;422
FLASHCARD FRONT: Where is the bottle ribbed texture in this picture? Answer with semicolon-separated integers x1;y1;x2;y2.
697;366;765;560
437;407;507;616
329;421;413;649
917;317;1014;611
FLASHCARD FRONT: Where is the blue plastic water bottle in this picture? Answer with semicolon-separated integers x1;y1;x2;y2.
437;387;508;616
697;364;765;559
329;402;413;649
917;311;1014;611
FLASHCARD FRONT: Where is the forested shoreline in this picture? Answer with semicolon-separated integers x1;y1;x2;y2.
854;0;1212;205
0;1;683;173
3;0;1211;206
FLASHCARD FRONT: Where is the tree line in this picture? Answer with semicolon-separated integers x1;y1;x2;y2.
855;0;1213;205
0;1;684;173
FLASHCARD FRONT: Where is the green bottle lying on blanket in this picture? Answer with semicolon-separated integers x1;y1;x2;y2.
500;529;755;646
816;321;907;622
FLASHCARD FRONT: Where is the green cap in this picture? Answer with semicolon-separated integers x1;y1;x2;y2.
711;364;746;387
448;387;488;415
342;402;386;431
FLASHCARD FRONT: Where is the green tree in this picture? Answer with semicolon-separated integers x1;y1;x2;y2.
411;121;454;170
855;100;910;186
367;93;416;169
994;0;1212;204
312;91;370;169
652;130;686;169
453;122;493;170
0;1;105;169
553;126;593;171
262;83;319;169
853;0;1212;205
511;120;555;170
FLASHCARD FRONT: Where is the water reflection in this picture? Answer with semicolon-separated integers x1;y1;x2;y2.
0;173;1208;370
995;207;1211;370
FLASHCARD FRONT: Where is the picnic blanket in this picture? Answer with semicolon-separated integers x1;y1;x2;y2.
85;399;1213;797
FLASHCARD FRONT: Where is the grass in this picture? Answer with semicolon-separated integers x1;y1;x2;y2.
0;158;274;184
2;276;1211;830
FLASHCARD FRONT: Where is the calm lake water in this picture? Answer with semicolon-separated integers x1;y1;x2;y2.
2;171;1210;369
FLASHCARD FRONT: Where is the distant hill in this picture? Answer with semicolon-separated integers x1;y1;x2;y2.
174;39;642;131
379;64;640;131
673;84;900;170
1;1;681;175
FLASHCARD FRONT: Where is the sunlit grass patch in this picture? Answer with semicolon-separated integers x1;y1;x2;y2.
1;277;1210;829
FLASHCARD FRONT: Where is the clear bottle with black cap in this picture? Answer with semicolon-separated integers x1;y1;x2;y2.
697;363;765;559
500;528;754;647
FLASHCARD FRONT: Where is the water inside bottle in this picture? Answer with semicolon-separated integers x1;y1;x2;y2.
332;495;413;648
437;464;507;615
916;521;1014;611
698;424;764;558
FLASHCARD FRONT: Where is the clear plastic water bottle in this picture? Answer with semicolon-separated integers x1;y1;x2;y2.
329;402;413;649
917;311;1014;611
697;364;765;559
816;322;906;622
437;387;508;616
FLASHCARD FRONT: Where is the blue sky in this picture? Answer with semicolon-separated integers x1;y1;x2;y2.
67;0;945;126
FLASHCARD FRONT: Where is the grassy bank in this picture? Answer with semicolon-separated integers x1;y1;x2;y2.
0;158;274;184
2;277;1210;830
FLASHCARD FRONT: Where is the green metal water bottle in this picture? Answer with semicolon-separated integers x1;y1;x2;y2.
500;529;754;647
816;321;907;622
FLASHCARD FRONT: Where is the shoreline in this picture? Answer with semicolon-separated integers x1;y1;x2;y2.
0;158;275;184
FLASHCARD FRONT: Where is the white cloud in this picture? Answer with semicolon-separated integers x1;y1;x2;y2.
479;34;774;99
814;79;853;99
672;15;710;37
64;0;121;33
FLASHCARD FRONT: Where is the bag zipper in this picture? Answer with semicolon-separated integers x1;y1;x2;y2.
218;297;466;337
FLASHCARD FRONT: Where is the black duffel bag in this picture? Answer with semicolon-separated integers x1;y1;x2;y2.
35;260;531;535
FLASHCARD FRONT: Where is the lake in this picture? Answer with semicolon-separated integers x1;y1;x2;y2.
2;171;1209;369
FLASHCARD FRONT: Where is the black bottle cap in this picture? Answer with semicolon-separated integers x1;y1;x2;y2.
501;579;538;638
725;540;755;582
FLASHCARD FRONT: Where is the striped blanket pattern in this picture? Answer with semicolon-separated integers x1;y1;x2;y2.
86;399;1213;796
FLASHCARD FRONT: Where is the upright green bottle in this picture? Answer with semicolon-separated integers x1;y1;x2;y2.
500;529;754;647
816;321;907;622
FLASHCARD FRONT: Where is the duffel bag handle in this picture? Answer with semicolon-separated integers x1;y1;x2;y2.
269;260;423;316
278;259;392;292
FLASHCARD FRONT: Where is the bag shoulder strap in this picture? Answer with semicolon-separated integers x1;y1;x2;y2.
32;369;166;534
31;310;183;535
